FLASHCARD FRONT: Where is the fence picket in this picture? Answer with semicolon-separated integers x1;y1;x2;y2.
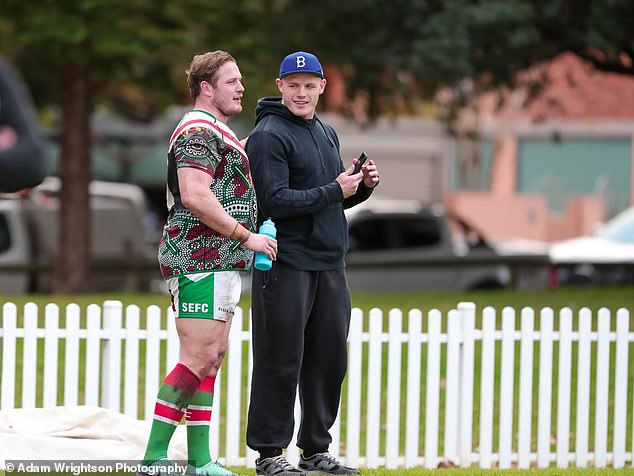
123;305;140;419
331;402;342;460
286;389;300;466
22;303;38;408
594;308;611;467
458;302;475;468
444;309;461;465
64;304;81;406
85;304;101;407
575;308;592;467
405;309;422;468
1;302;17;410
102;300;122;412
166;307;179;370
211;366;222;461
556;307;573;468
424;309;441;469
478;307;496;468
346;309;363;468
518;307;535;469
246;312;257;469
537;307;554;468
43;303;59;407
613;308;629;468
144;305;161;419
1;300;633;469
226;308;243;465
366;309;383;468
498;307;516;469
385;309;403;469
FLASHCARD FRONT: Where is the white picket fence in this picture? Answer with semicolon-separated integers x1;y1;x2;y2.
1;300;633;469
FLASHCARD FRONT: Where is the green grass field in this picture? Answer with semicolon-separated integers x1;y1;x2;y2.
1;286;633;475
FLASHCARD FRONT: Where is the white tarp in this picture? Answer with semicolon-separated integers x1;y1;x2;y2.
0;405;187;469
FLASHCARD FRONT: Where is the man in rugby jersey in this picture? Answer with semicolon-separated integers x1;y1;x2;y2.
139;50;277;476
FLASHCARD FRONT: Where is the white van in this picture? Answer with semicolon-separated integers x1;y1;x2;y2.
0;177;159;293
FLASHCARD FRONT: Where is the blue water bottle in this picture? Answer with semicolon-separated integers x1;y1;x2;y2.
254;219;276;271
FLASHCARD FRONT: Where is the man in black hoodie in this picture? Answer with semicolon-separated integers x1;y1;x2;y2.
246;51;380;475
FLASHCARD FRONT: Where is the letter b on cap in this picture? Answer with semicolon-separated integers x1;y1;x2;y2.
280;51;323;78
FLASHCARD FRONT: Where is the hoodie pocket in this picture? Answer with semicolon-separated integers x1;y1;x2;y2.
308;205;346;255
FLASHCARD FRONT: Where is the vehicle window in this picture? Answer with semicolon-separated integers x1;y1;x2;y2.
349;215;440;251
0;214;11;254
349;218;390;251
396;216;440;248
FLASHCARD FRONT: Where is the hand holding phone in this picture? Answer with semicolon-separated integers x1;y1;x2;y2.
352;152;368;174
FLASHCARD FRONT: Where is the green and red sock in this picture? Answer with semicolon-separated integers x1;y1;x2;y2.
142;363;201;464
185;375;216;467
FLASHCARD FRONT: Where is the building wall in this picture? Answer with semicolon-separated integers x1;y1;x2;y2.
447;52;634;242
447;128;633;242
516;137;631;217
320;113;456;204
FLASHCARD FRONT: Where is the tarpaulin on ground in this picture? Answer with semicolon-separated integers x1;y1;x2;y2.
0;405;187;469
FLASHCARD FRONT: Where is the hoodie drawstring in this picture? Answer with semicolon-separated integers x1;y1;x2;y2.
316;116;335;148
307;124;327;173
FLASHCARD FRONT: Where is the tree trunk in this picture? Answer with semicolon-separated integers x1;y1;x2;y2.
55;62;92;292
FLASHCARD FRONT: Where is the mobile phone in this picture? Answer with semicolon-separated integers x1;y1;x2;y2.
352;152;368;174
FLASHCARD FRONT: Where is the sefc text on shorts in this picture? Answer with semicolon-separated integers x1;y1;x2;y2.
165;271;241;321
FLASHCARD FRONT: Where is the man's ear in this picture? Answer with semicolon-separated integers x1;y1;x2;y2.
200;80;213;97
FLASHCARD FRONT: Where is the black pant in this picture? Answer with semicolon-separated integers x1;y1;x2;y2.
246;262;352;454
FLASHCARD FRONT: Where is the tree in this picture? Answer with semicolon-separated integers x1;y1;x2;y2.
1;0;632;291
1;0;202;291
225;0;634;117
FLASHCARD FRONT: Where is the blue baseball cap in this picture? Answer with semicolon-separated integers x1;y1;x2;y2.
279;51;324;79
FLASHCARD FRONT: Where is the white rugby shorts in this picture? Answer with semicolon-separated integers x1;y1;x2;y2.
166;271;241;321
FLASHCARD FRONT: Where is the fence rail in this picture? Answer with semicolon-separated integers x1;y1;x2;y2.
1;300;633;469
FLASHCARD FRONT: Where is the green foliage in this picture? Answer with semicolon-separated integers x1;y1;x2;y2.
0;0;206;115
1;0;632;117
207;0;633;116
4;0;187;64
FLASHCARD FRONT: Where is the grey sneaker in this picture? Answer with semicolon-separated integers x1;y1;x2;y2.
298;453;360;475
256;455;304;475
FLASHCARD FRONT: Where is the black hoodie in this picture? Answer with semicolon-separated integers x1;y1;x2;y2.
246;97;373;270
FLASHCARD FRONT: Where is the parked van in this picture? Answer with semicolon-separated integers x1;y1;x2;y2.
0;177;159;293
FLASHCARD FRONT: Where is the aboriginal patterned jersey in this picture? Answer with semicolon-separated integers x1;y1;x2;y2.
158;109;256;278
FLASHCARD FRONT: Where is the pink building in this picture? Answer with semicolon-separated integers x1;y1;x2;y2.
445;52;634;242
